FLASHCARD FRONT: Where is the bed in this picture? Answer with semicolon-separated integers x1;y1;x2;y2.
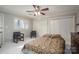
22;34;65;54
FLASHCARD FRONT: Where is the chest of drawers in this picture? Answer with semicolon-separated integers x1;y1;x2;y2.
71;32;79;54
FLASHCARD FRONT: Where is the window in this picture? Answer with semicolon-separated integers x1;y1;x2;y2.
15;19;24;29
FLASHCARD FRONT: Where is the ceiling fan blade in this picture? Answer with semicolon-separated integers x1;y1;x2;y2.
26;11;34;12
37;5;40;9
40;12;45;15
33;5;40;10
41;8;49;11
33;5;36;8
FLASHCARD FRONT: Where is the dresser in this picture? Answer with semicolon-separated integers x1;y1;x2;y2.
71;32;79;54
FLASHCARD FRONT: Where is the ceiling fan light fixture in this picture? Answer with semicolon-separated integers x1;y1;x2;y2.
34;11;41;16
26;5;49;16
34;12;38;15
38;12;41;15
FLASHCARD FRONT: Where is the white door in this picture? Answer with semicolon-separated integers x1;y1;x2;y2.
48;17;75;46
0;15;4;47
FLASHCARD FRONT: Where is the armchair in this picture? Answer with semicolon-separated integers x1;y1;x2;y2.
13;32;24;43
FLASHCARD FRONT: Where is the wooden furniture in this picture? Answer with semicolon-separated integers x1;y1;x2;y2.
71;32;79;54
20;33;24;41
13;32;24;43
76;23;79;25
30;30;37;38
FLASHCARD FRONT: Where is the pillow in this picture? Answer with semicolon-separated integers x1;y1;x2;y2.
51;34;62;39
42;33;52;38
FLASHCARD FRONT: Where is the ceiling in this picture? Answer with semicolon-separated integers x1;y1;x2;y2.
0;5;79;18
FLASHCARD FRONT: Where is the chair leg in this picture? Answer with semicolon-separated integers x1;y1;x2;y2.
13;39;18;43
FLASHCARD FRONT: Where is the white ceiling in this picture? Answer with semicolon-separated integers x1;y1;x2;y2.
0;5;79;18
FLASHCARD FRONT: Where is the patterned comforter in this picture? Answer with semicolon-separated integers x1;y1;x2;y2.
22;34;65;54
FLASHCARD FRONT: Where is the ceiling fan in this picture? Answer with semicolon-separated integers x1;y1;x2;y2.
26;5;49;16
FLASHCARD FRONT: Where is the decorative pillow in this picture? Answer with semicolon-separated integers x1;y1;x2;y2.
42;33;52;38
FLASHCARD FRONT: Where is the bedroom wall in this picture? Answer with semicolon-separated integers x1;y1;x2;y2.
33;16;48;36
33;16;75;34
3;13;33;42
76;13;79;32
33;16;75;46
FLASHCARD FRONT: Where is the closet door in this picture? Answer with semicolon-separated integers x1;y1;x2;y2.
48;17;75;46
